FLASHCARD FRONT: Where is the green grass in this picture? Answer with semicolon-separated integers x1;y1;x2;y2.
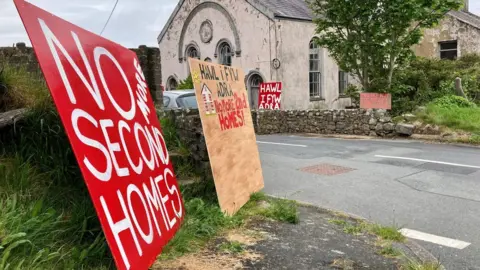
236;193;299;224
0;64;50;111
160;190;298;260
218;241;244;254
401;258;442;270
418;104;480;134
328;219;348;226
369;224;405;242
0;67;112;268
379;245;402;257
329;218;405;242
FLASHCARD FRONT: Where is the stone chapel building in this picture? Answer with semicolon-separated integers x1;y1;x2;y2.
158;0;479;110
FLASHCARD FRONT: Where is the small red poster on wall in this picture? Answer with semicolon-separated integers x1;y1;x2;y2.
360;93;392;110
258;82;282;110
14;1;184;269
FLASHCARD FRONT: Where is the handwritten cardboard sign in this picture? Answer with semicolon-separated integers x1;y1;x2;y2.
189;58;264;215
258;82;282;110
14;1;184;269
360;93;392;110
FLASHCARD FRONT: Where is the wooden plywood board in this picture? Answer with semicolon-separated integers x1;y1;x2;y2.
189;58;264;215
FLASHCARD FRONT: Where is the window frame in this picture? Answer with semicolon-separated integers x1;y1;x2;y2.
176;93;198;109
218;42;232;66
439;40;458;60
163;96;171;108
338;70;349;96
309;38;323;100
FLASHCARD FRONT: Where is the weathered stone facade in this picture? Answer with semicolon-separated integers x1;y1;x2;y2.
414;10;480;58
0;42;163;104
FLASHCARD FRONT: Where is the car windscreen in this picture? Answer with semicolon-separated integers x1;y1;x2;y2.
177;94;198;109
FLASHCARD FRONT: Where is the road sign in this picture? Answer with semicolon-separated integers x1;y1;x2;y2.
14;1;184;269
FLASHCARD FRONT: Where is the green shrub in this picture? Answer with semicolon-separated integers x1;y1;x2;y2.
388;55;480;115
177;74;194;90
432;95;476;109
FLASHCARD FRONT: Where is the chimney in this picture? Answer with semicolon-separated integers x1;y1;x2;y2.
464;0;469;12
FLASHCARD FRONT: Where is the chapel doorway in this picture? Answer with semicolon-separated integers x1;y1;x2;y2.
247;73;264;109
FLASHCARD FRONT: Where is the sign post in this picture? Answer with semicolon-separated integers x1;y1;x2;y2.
14;1;184;269
258;82;282;110
189;58;264;215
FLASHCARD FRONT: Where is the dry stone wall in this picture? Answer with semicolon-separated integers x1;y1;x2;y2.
252;109;399;136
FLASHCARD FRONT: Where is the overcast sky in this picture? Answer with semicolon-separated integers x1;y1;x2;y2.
1;0;479;48
0;0;178;48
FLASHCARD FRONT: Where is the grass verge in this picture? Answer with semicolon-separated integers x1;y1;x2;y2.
401;258;442;270
160;187;298;260
417;104;480;135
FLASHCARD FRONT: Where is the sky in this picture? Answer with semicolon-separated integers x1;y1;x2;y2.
0;0;179;48
0;0;479;48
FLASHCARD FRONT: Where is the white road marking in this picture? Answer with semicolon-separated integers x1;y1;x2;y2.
375;155;480;169
256;141;307;148
399;228;471;249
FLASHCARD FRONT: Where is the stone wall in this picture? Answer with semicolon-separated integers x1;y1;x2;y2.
160;109;212;178
252;109;399;136
0;42;163;104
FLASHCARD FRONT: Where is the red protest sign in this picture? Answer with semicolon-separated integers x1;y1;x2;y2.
360;93;392;110
258;82;282;110
14;1;184;269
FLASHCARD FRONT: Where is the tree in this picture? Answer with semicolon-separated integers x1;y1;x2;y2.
309;0;463;91
177;74;194;90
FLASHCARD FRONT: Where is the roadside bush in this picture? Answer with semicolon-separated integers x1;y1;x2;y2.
177;74;194;90
388;55;480;115
432;95;476;109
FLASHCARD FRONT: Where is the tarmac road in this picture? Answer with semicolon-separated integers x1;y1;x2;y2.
258;134;480;270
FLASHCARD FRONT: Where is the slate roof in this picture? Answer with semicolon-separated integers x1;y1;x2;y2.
448;10;480;29
261;0;312;21
261;0;480;30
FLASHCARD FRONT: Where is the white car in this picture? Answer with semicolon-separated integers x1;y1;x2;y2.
162;90;198;110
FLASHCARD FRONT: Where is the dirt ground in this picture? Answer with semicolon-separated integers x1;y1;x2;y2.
154;206;423;270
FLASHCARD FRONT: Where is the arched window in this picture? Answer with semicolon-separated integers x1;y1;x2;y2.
166;76;178;91
218;42;232;66
204;57;212;63
187;47;199;59
309;38;322;99
247;73;263;109
186;44;200;60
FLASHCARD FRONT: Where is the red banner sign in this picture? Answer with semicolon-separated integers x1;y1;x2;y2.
258;82;282;110
360;93;392;110
14;1;184;269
